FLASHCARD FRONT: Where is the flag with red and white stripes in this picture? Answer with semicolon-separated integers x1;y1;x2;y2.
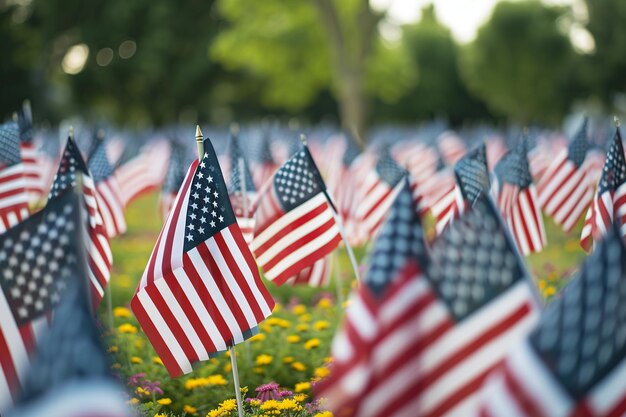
476;223;626;417
0;190;86;414
250;132;279;190
16;105;45;205
88;141;126;238
580;127;626;251
131;137;275;377
48;136;112;305
0;122;29;233
286;255;332;287
353;147;406;242
437;131;467;166
227;133;256;245
114;140;171;206
537;118;594;232
252;145;341;285
493;139;546;255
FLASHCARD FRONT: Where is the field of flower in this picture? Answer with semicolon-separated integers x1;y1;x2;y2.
100;193;589;417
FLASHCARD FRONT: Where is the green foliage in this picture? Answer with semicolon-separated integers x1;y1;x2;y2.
460;1;579;124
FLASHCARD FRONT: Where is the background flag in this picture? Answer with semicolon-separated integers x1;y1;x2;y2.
0;121;29;232
227;131;256;245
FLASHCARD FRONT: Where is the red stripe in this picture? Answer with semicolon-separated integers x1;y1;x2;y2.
0;326;20;403
254;189;285;236
130;295;183;377
606;392;626;417
502;361;546;417
359;184;393;222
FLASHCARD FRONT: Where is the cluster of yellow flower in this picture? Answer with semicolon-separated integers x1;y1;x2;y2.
184;375;228;390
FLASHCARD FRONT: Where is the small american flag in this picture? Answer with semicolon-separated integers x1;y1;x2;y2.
580;127;626;251
48;136;112;305
159;142;190;220
493;138;547;255
227;132;256;245
252;146;341;285
88;141;126;238
354;147;406;242
131;137;275;377
437;131;467;166
476;223;626;417
250;132;279;189
16;104;44;205
0;190;85;413
537;118;594;232
0;122;29;233
431;144;490;234
114;139;171;206
316;178;429;416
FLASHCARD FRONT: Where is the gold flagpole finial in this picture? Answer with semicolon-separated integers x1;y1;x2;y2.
614;115;621;128
195;125;203;143
299;133;308;146
195;125;204;161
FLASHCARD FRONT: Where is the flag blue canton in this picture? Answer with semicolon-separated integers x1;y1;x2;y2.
454;144;490;203
87;142;114;184
427;195;525;321
499;139;533;188
273;149;322;212
530;223;626;399
375;148;405;186
0;121;22;167
598;129;626;194
0;192;83;326
365;178;427;297
228;133;255;194
183;140;236;252
49;138;89;200
568;118;590;167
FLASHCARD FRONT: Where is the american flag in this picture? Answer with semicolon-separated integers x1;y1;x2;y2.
250;132;279;189
437;131;467;166
252;145;341;285
114;139;171;206
16;104;44;205
492;139;546;255
88;141;126;238
48;136;112;305
431;144;490;234
0;121;29;233
9;281;133;417
0;190;85;413
316;178;429;416
580;127;626;251
159;142;190;220
353;147;406;242
287;255;332;287
227;132;256;245
131;137;275;377
537;118;594;232
476;223;626;417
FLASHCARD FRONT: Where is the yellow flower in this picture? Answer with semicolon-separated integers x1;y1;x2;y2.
544;286;557;297
248;398;261;406
304;338;321;350
286;335;301;343
316;298;332;309
127;398;139;405
131;356;143;364
249;333;266;342
313;320;330;331
183;404;197;414
154;414;166;417
206;399;237;417
293;393;307;402
282;356;294;364
260;322;273;333
314;367;330;378
107;345;119;353
157;398;172;405
294;382;311;392
184;375;227;390
299;313;312;322
240;386;248;394
117;323;137;334
292;304;307;315
136;386;150;396
314;411;334;417
291;361;306;371
134;339;144;349
538;279;547;290
153;356;163;365
324;356;333;364
256;354;273;366
113;307;132;318
273;302;282;312
296;324;309;332
224;363;232;373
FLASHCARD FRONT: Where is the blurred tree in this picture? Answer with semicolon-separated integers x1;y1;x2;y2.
375;5;490;125
460;0;580;124
582;0;626;106
211;0;415;144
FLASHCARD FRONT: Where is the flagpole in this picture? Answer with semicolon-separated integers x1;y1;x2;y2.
196;125;244;417
299;134;361;282
331;251;344;308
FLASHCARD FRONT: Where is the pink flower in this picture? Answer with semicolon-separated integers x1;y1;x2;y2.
255;382;280;402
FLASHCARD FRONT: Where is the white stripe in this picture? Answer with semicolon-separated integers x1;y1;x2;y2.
29;316;48;347
136;289;192;374
187;247;244;342
98;181;126;233
0;193;29;211
330;329;353;362
550;168;586;218
597;192;614;234
252;193;327;249
588;354;626;414
480;374;526;417
0;290;29;388
221;228;272;317
172;268;227;351
255;204;334;264
0;362;12;414
154;278;208;361
543;164;577;213
361;181;403;235
510;204;530;256
263;221;339;280
356;182;390;220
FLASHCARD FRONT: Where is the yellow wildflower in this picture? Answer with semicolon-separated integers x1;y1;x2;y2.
314;367;330;378
273;302;282;312
224;363;232;373
134;339;144;349
316;298;332;309
248;399;261;406
286;335;301;343
291;361;306;371
183;404;197;414
117;323;137;334
184;375;227;390
113;307;132;318
282;356;294;364
299;313;312;322
157;398;172;405
136;386;150;396
293;393;307;402
107;345;119;353
292;304;307;315
324;356;333;364
154;414;166;417
544;286;557;297
296;324;309;332
127;398;139;405
131;356;143;364
304;338;321;350
256;354;273;366
313;320;330;330
153;356;163;365
314;411;334;417
295;382;311;392
249;333;266;342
